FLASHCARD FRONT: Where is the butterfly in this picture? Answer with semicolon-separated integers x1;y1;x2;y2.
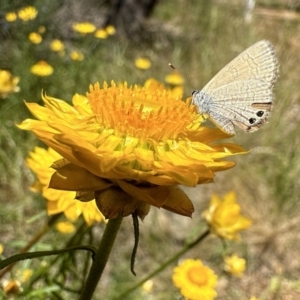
191;40;279;135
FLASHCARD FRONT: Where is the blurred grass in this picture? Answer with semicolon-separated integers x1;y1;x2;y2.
1;0;300;299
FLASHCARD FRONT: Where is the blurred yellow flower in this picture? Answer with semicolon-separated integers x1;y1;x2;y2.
30;61;53;77
203;191;252;240
26;146;105;225
134;58;151;70
105;25;116;35
5;12;17;22
38;26;46;34
142;280;153;293
50;39;64;52
18;6;38;21
56;221;76;234
249;297;259;300
70;50;84;61
28;32;42;44
0;244;3;255
95;25;116;38
0;70;20;98
2;280;21;294
19;269;33;283
73;22;96;34
224;254;246;277
94;29;108;39
165;72;184;85
18;79;245;219
173;259;218;300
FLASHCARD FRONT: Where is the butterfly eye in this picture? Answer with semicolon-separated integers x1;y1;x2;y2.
256;111;264;117
249;118;256;124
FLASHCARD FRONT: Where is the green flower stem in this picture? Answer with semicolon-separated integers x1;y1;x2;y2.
0;245;97;270
0;214;61;279
115;228;210;300
79;217;123;300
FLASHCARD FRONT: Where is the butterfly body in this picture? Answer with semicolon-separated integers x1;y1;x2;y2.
192;40;279;135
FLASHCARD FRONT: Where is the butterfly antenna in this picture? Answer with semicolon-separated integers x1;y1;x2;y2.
168;63;196;90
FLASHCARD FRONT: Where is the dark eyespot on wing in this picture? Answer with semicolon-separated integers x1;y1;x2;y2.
249;118;256;124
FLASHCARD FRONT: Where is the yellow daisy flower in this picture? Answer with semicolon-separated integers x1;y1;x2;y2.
56;221;76;234
18;6;38;21
5;12;17;22
0;244;3;255
30;61;53;77
72;22;96;34
203;191;252;240
18;79;245;219
28;32;42;44
94;29;108;39
134;58;151;70
70;50;84;61
142;280;153;293
0;70;20;98
26;146;105;225
173;259;218;300
105;25;116;35
19;269;33;283
38;26;46;34
165;72;184;86
50;39;64;52
224;254;246;277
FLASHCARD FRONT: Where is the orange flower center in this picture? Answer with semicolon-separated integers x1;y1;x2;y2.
87;81;196;141
187;266;208;286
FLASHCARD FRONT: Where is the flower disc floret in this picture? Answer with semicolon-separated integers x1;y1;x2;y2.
87;81;194;141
